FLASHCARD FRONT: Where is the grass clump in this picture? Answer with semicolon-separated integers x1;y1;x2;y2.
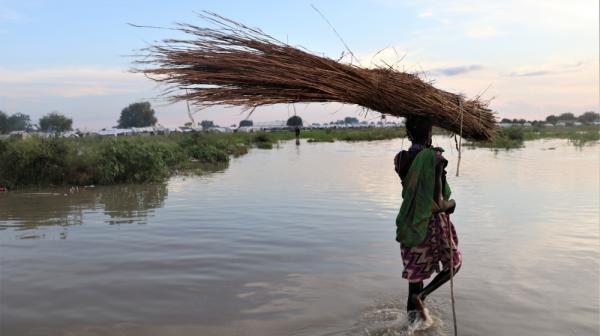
466;125;598;149
253;132;274;149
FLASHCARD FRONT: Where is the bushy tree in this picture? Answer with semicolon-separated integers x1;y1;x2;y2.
578;111;599;124
557;112;575;121
0;111;8;134
286;115;303;127
545;115;557;124
117;102;157;128
344;117;359;124
500;118;512;123
201;120;215;129
7;113;32;131
239;119;253;127
39;112;73;132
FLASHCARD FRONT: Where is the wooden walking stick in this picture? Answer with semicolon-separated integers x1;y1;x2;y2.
446;214;458;336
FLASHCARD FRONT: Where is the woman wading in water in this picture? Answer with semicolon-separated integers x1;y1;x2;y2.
394;116;462;324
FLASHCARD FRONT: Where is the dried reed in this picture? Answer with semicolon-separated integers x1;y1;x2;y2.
135;12;496;141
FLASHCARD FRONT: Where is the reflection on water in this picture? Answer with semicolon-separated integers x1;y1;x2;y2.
0;138;598;336
0;183;167;232
101;184;167;224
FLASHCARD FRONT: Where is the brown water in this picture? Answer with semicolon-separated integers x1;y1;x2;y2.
1;138;598;336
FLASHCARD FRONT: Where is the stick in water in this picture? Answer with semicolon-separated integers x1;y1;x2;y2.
447;214;458;335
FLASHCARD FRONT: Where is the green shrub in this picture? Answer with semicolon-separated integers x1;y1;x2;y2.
504;127;524;141
253;132;272;143
96;139;171;184
253;132;274;149
0;137;72;187
187;144;229;163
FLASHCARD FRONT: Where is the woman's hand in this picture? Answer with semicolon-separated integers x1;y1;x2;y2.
433;199;456;214
444;199;456;214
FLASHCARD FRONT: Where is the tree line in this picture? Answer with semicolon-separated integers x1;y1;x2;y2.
6;100;594;135
0;102;156;134
500;111;598;125
0;111;73;134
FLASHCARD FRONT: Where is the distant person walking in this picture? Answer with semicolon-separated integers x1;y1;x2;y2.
295;126;301;145
394;116;462;324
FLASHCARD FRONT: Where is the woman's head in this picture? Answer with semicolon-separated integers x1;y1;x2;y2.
405;116;433;145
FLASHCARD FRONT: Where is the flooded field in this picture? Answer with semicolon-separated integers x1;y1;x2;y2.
1;137;598;336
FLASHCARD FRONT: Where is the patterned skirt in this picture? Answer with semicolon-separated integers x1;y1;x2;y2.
400;213;462;282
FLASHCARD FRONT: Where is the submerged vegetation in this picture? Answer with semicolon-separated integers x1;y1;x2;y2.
466;127;526;149
466;125;599;149
0;126;597;188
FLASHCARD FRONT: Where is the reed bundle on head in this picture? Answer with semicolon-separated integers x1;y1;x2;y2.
135;12;496;141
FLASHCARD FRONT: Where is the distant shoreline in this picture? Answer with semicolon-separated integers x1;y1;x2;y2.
0;126;597;189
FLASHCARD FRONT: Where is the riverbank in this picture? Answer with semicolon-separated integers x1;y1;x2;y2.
466;125;598;149
0;128;408;189
0;132;250;189
1;126;597;188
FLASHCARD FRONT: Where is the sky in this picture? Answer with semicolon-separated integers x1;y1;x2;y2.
0;0;598;130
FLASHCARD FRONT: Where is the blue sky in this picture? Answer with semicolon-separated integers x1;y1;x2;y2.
0;0;598;129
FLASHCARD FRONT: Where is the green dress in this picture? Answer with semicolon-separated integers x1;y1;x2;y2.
396;147;451;247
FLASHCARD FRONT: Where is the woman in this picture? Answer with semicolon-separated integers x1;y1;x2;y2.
394;116;462;323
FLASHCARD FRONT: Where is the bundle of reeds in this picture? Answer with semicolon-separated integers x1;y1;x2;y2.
135;12;496;141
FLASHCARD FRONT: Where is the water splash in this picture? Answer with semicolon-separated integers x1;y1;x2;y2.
351;297;448;336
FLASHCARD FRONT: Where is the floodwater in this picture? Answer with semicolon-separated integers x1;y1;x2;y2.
1;137;598;336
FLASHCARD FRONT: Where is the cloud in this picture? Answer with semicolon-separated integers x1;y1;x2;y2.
508;62;585;77
403;0;598;40
0;66;147;98
509;71;551;77
0;67;138;83
427;64;484;76
355;46;484;77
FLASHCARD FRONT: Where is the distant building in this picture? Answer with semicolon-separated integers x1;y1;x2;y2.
131;126;156;135
96;128;133;136
253;120;289;131
207;127;233;133
8;131;30;139
254;120;287;128
237;126;255;133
